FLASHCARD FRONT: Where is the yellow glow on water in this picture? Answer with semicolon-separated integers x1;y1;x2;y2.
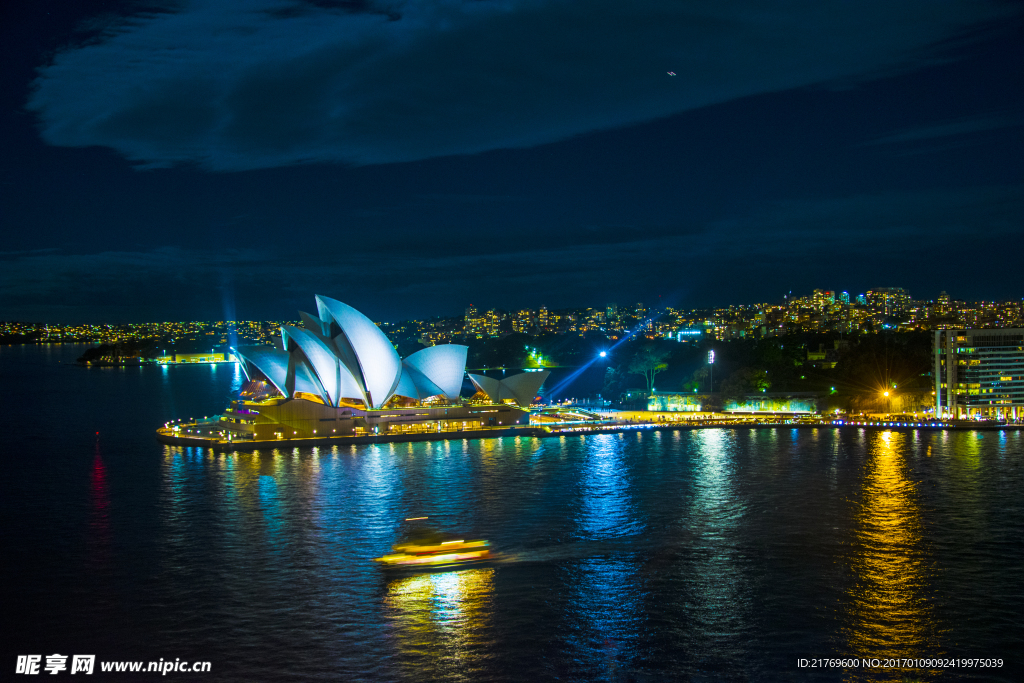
843;430;938;680
384;568;495;678
957;431;985;459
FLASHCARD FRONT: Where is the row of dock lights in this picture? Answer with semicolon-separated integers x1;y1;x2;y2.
831;420;948;428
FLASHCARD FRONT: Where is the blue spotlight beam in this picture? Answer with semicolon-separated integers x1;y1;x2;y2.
544;358;599;402
544;318;653;401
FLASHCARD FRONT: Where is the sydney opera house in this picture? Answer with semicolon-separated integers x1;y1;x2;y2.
158;296;549;446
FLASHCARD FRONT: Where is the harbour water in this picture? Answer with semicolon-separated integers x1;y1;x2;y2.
2;344;1022;681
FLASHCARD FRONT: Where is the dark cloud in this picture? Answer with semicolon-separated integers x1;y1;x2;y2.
27;0;1016;171
0;248;59;257
3;184;1018;322
864;114;1023;146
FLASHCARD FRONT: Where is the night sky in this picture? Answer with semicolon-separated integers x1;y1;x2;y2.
2;0;1022;323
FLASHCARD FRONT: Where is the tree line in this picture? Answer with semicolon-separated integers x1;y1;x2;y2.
455;330;933;411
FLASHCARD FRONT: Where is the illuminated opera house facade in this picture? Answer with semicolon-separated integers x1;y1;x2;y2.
159;296;549;446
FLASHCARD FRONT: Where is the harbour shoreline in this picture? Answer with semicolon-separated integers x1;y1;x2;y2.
156;419;1022;452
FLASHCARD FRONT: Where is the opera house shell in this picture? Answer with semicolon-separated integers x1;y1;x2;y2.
468;372;550;411
234;295;469;409
158;296;554;446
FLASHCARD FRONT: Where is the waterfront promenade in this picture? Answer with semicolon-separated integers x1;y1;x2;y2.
157;412;1021;452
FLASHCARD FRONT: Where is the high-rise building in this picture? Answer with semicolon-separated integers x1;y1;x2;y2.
811;289;835;309
464;305;484;337
484;310;502;336
866;287;911;317
538;306;549;329
838;292;850;305
934;328;1024;419
511;309;534;334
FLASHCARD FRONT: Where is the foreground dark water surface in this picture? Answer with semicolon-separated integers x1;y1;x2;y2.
3;345;1022;681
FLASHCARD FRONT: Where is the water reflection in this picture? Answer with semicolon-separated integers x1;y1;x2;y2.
383;568;495;681
258;472;284;545
133;423;1014;681
88;441;112;572
562;434;645;676
579;434;640;538
160;447;191;553
685;429;752;666
843;431;937;679
354;445;403;530
567;556;642;678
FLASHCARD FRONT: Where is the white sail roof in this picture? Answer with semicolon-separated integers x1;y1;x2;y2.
315;296;401;409
235;346;290;397
394;363;445;400
468;370;549;408
240;296;472;410
281;325;363;407
402;345;468;400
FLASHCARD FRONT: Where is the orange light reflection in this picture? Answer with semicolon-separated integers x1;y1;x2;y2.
842;431;941;681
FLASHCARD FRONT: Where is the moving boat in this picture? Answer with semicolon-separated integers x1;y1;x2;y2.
374;521;492;570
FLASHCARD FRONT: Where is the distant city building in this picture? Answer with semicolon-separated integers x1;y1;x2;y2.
648;392;703;412
866;287;911;317
934;328;1024;419
674;328;704;342
511;309;534;334
484;309;502;336
723;394;819;413
464;305;485;337
154;348;232;364
805;343;838;369
811;289;835;308
6;288;1022;350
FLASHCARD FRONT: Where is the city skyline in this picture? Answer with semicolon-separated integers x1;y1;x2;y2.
5;285;1021;345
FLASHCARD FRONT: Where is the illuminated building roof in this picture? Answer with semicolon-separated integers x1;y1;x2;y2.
402;345;468;400
315;296;402;408
236;295;469;409
281;325;364;406
235;345;324;399
468;370;550;408
394;362;444;400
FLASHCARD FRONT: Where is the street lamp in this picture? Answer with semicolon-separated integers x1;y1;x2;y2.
707;349;715;393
